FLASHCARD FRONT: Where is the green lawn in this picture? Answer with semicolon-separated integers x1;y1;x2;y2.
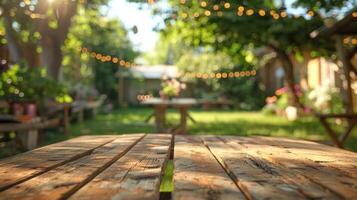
42;107;356;151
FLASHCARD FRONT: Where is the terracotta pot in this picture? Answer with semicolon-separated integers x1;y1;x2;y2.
25;102;37;117
11;102;24;117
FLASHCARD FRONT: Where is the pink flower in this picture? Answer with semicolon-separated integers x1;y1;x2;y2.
303;107;311;113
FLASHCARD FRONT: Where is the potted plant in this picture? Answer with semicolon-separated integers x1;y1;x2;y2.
0;65;71;118
160;78;186;100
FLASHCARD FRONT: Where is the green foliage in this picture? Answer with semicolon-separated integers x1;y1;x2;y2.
218;75;265;110
62;6;137;100
150;0;353;110
162;85;177;97
305;86;345;114
0;65;69;103
277;93;289;110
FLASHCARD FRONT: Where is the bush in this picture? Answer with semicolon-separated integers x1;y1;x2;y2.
0;65;70;103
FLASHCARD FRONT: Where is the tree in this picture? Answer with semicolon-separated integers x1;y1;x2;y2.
157;0;352;109
62;7;137;100
0;0;109;79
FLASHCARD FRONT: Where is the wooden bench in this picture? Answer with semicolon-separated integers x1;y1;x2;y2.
0;116;60;150
85;95;107;117
0;134;356;199
71;95;107;123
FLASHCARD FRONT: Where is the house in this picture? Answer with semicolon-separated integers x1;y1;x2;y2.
311;8;357;113
257;48;341;95
116;65;179;105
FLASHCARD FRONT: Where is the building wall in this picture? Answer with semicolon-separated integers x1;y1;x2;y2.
307;57;339;89
260;56;340;95
259;59;285;95
125;78;162;104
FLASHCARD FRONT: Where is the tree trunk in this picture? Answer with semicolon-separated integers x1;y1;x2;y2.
335;35;354;114
300;51;311;90
270;45;305;110
40;36;63;79
3;14;22;64
36;0;78;80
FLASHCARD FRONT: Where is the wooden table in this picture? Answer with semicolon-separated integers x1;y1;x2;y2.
142;98;198;134
317;113;357;148
0;134;356;200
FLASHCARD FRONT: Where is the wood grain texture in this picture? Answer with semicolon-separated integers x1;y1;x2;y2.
68;134;172;200
173;136;246;200
0;135;117;191
211;136;342;200
202;136;310;200
220;136;357;199
0;134;145;200
247;136;357;177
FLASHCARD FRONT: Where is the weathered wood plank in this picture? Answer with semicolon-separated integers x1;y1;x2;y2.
221;136;357;199
0;135;118;191
247;136;357;176
201;136;309;200
69;134;172;200
173;136;246;200
0;134;145;200
231;136;357;180
207;136;342;200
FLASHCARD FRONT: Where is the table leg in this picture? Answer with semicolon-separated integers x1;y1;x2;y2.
187;112;196;123
144;112;154;123
63;105;70;135
178;106;188;134
154;105;166;133
18;129;38;150
319;117;342;148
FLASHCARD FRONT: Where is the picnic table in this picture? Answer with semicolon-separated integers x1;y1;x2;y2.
0;134;356;200
141;98;198;134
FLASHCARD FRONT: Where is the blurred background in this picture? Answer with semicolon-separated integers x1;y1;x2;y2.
0;0;356;158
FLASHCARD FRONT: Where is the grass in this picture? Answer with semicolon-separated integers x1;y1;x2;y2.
40;107;356;151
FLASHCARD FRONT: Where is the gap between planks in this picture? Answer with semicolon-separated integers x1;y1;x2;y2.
68;134;172;200
203;136;354;200
0;136;119;192
0;134;146;200
173;135;246;200
200;136;342;200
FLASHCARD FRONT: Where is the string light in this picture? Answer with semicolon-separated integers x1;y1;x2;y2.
258;9;266;16
238;6;244;12
137;94;153;102
78;47;137;68
246;9;254;16
178;3;319;20
307;10;314;17
200;1;207;8
77;46;258;80
182;70;257;79
147;0;155;5
352;12;357;18
280;11;287;18
204;10;211;16
343;37;357;45
213;5;220;11
224;3;231;9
